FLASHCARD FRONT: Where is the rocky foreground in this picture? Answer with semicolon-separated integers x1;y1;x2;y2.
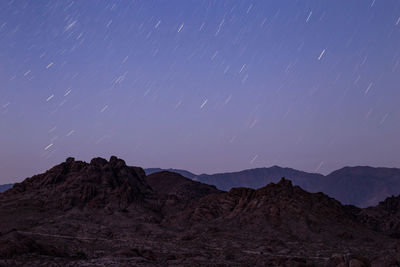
1;157;400;266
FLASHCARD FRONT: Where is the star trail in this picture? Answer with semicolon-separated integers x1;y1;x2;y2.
0;0;399;183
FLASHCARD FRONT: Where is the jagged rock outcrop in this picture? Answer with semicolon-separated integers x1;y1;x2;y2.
2;156;151;211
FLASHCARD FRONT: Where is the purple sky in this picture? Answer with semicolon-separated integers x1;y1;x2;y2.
1;0;400;183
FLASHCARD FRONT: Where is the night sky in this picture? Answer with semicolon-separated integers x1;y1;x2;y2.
1;0;400;183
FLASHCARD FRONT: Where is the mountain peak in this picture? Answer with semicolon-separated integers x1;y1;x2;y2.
276;177;293;187
3;156;151;211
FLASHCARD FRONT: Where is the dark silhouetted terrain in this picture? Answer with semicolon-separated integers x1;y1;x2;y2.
1;157;400;266
4;165;399;208
0;184;13;193
321;166;400;208
193;166;324;193
146;166;400;207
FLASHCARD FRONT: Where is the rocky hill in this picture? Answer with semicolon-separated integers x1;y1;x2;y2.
0;157;399;266
3;156;152;212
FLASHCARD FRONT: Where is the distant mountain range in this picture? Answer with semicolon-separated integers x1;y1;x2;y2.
145;166;400;208
145;168;197;179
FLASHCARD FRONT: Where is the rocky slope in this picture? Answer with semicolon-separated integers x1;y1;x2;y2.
0;157;399;266
356;194;400;239
0;184;13;193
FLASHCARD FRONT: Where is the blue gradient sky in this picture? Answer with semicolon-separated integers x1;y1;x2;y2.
1;0;400;183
